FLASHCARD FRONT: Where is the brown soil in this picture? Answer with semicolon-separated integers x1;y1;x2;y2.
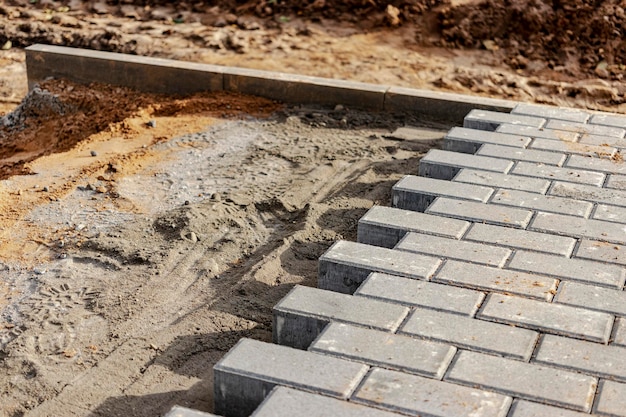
0;1;625;417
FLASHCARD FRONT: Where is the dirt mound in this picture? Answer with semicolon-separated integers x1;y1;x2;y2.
438;0;626;80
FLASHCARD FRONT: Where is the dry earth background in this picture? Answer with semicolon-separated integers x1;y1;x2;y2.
1;0;626;416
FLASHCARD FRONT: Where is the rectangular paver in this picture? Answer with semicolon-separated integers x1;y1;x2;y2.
391;175;494;212
511;103;590;123
318;240;442;294
555;281;626;315
426;197;533;228
550;181;626;207
508;400;592;417
353;367;512;417
607;174;626;190
534;334;626;382
593;204;626;224
251;387;400;417
611;318;626;348
399;307;539;360
445;350;597;412
434;260;557;300
396;232;511;267
566;154;626;175
477;143;567;165
453;168;551;193
310;322;456;379
418;149;513;180
443;126;531;154
590;113;626;129
464;109;546;131
530;212;626;245
214;339;369;417
546;119;626;138
579;134;626;149
575;239;626;266
464;222;576;256
273;285;409;349
529;137;617;157
490;188;593;217
497;123;579;141
357;206;470;248
511;161;606;186
478;293;614;343
354;272;484;316
508;250;625;288
594;380;626;416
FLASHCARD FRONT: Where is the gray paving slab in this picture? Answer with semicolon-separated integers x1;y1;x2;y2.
478;293;614;343
251;387;400;417
434;259;557;300
164;406;218;417
534;334;626;382
490;188;593;217
357;206;470;248
555;281;626;316
507;400;592;417
354;272;484;316
575;239;626;266
477;143;567;165
497;123;579;142
396;232;511;267
611;318;626;348
593;380;626;417
353;367;512;417
593;204;626;224
530;212;626;245
578;133;626;149
529;137;617;157
590;113;626;129
318;240;442;294
426;197;534;228
445;350;597;412
607;174;626;190
511;103;590;123
418;149;514;181
511;161;606;186
443;126;530;154
214;339;369;417
309;322;456;379
464;222;576;256
508;250;626;288
453;168;551;193
463;109;546;131
272;285;409;350
566;154;626;175
546;119;626;138
392;175;494;212
550;181;626;207
399;307;539;360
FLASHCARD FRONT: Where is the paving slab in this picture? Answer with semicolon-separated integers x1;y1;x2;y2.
590;113;626;129
593;204;626;224
611;318;626;348
575;239;626;266
426;197;533;228
309;322;456;379
318;240;442;294
399;307;539;360
476;143;567;165
511;103;590;123
453;168;551;193
418;149;513;180
443;126;530;154
395;232;511;267
490;188;593;217
578;133;626;149
463;109;546;131
511;161;606;186
507;400;592;417
353;367;512;417
566;154;626;175
357;205;470;248
391;175;494;212
555;281;626;315
272;285;409;350
251;387;400;417
445;350;597;412
214;339;369;417
478;293;614;343
530;212;626;245
496;123;579;141
434;260;557;300
607;174;626;190
534;334;626;382
550;181;626;207
593;380;626;416
354;272;484;316
529;137;617;157
545;119;626;138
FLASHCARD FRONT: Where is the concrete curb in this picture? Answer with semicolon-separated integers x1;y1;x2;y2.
25;44;516;123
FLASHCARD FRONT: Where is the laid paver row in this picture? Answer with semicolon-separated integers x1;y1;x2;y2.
212;106;626;417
